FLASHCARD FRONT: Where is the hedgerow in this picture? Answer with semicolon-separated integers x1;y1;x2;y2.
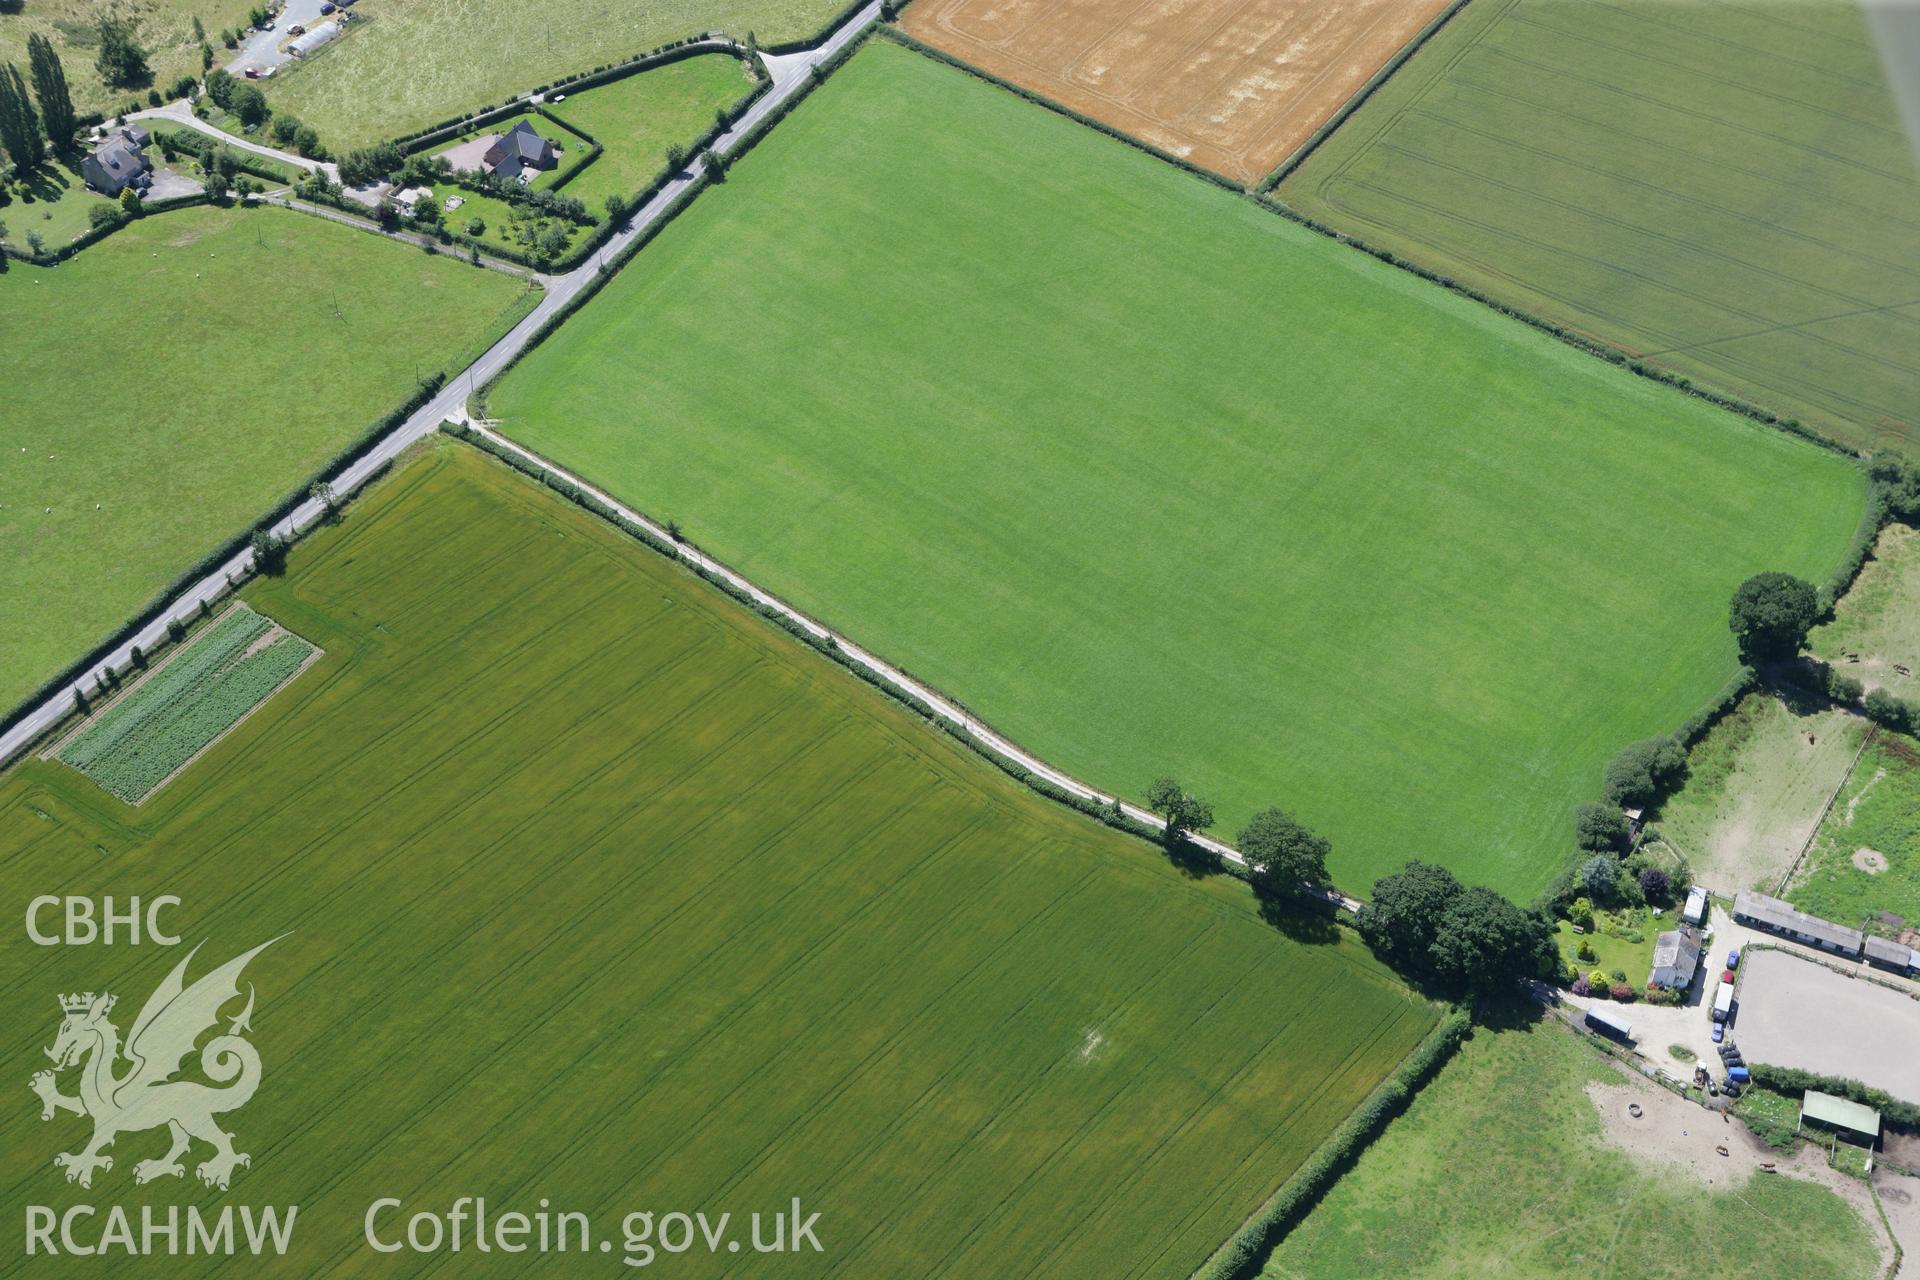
1196;1008;1471;1280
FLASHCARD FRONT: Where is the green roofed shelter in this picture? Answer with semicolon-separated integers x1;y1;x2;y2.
1801;1090;1880;1143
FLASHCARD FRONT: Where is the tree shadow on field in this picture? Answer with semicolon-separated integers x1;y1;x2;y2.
1473;989;1546;1033
1252;886;1341;946
1160;832;1229;881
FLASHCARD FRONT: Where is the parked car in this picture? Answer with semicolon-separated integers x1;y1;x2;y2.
1727;948;1740;970
288;23;305;35
1711;1024;1724;1043
244;67;261;78
320;1;336;10
1721;969;1735;985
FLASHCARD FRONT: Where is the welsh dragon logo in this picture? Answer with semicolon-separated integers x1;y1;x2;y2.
29;937;281;1191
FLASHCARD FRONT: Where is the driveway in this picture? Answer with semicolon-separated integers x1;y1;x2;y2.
228;0;335;75
146;166;203;200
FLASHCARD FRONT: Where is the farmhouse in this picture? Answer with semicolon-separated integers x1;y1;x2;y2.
1648;927;1701;989
81;128;152;196
481;121;556;182
1801;1090;1880;1146
1865;936;1915;974
1733;890;1864;956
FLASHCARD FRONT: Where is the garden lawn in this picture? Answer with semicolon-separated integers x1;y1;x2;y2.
262;0;846;150
1555;906;1659;985
489;41;1867;899
0;444;1437;1278
2;158;118;250
1261;1013;1882;1279
1275;0;1920;453
410;182;591;259
0;204;533;714
1792;732;1920;932
545;54;757;209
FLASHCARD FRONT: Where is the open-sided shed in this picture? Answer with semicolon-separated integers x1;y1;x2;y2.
1801;1090;1880;1145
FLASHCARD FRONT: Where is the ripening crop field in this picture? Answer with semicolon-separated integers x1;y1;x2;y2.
0;445;1435;1277
1276;0;1920;452
488;40;1867;900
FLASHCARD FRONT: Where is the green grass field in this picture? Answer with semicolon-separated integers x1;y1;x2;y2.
0;205;533;715
263;0;844;150
0;0;256;119
1792;732;1920;932
1814;522;1920;705
489;40;1866;899
0;444;1436;1277
1276;0;1920;453
545;54;756;209
1261;1014;1882;1279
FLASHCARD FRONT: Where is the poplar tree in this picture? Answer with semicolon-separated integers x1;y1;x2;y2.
27;35;75;152
0;63;44;169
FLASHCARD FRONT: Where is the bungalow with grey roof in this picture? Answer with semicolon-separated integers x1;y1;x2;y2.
481;120;556;182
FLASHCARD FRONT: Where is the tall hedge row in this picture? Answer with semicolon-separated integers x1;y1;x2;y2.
1197;1008;1471;1280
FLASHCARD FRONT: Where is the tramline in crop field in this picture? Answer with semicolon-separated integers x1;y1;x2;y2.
0;445;1436;1277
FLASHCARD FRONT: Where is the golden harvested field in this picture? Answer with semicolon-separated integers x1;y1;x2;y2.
902;0;1454;184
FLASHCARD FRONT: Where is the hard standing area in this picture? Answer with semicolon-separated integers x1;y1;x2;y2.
0;446;1436;1278
1276;0;1920;452
1736;948;1920;1106
902;0;1454;184
488;40;1866;900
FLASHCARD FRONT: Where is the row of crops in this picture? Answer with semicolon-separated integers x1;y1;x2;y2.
56;605;317;803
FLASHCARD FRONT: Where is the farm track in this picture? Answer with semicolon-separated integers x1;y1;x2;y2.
0;448;1433;1277
0;0;881;775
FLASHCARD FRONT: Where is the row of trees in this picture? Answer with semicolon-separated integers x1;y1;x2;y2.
0;35;77;169
1143;777;1548;995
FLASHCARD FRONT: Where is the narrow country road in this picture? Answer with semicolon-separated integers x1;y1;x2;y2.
5;4;1360;906
0;3;879;771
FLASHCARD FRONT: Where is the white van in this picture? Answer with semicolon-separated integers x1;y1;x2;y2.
1711;981;1735;1023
